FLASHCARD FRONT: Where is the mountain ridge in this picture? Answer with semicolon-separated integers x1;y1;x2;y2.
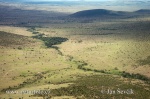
69;9;150;18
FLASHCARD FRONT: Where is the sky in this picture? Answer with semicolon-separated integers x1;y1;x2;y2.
33;0;123;1
26;0;102;1
19;0;150;1
1;0;149;2
0;0;115;1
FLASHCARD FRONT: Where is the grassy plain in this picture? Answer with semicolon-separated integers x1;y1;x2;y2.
0;4;150;99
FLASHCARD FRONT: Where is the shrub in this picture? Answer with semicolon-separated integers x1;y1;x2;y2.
121;71;149;81
138;56;150;65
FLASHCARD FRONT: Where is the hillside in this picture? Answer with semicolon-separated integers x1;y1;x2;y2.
0;5;68;26
69;9;121;18
69;9;150;18
0;31;36;48
135;9;150;14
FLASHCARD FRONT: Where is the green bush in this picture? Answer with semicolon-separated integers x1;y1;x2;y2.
121;71;149;81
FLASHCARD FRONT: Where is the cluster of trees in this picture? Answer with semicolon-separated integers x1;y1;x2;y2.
121;71;149;82
32;34;68;48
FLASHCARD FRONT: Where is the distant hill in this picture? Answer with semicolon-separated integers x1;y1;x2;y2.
69;9;150;18
0;5;68;26
69;9;121;18
134;9;150;14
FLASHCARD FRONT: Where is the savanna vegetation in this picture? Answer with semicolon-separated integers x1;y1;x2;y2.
0;2;150;99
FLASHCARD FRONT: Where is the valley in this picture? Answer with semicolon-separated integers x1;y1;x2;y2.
0;1;150;99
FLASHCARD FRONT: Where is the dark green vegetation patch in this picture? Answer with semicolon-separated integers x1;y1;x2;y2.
32;34;68;48
35;75;150;99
